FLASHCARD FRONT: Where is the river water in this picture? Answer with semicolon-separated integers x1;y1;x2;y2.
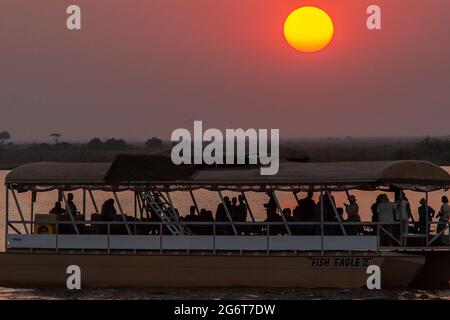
0;169;449;299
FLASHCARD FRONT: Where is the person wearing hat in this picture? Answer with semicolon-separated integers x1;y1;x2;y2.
418;198;435;236
344;195;361;235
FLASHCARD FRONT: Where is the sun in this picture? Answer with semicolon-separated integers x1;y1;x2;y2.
284;6;334;53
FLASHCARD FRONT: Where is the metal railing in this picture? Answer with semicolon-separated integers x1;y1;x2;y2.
6;219;450;254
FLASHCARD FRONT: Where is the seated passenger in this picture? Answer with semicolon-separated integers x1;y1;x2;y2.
49;201;65;215
100;199;117;221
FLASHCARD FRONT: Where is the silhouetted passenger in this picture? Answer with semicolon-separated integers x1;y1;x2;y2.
100;199;117;221
184;205;200;234
371;194;384;223
184;205;199;222
264;204;282;235
295;192;316;222
198;209;215;235
215;197;232;234
377;194;396;246
66;193;78;215
230;197;240;221
237;195;248;222
49;201;65;215
436;196;450;245
395;192;413;245
418;198;435;236
345;195;362;235
293;192;315;235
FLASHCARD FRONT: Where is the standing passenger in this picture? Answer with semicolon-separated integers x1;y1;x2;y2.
418;198;435;236
66;193;78;216
345;195;361;235
395;192;413;245
377;194;396;246
436;196;450;245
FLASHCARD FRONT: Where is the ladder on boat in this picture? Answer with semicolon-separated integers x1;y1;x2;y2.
140;191;186;235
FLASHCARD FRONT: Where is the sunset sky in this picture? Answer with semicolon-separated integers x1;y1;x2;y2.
1;0;449;141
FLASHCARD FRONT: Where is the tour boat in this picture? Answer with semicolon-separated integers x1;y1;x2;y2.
0;155;449;288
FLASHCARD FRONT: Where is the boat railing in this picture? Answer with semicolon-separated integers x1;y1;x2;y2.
6;219;450;253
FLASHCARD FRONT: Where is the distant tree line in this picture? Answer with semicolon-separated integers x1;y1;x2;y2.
25;136;167;152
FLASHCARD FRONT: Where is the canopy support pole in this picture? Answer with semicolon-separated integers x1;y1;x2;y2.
113;192;132;235
345;190;351;199
241;192;255;222
61;191;79;235
271;191;292;235
136;191;145;220
82;189;86;216
320;191;324;255
217;191;238;235
189;190;200;215
30;191;36;234
326;191;347;236
133;192;137;220
11;188;29;234
5;185;9;251
293;192;300;203
137;192;151;220
88;190;99;214
425;192;429;246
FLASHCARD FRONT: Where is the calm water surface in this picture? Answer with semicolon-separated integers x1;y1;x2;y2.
0;169;449;300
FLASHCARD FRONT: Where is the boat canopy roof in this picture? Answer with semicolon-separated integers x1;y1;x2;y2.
5;155;450;192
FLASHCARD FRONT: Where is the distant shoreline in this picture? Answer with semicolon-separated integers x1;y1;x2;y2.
1;136;450;170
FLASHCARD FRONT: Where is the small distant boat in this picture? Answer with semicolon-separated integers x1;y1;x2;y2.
0;156;449;288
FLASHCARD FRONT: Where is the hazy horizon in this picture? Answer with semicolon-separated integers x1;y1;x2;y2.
1;0;449;140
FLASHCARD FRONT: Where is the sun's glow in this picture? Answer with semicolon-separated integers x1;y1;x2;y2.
284;6;334;53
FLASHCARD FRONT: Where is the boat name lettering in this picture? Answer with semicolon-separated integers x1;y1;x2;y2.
311;257;373;268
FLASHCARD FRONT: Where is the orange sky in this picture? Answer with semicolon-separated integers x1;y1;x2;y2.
0;0;449;140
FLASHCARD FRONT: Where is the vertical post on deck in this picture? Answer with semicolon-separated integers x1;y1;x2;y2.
271;191;292;235
134;191;137;220
241;192;255;222
5;185;9;251
11;188;29;234
82;189;86;216
320;190;324;255
61;191;79;235
88;190;99;214
293;192;300;203
425;192;429;246
30;191;36;234
112;191;132;235
217;191;238;235
189;190;200;215
326;191;347;236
